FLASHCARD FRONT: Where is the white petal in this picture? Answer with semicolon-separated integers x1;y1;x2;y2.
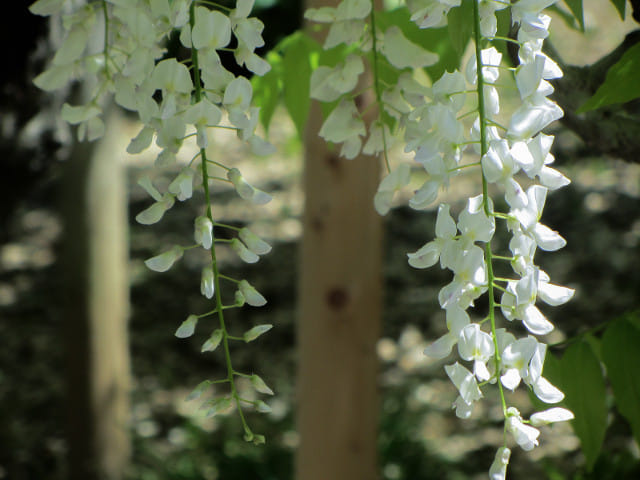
539;166;570;189
533;376;564;403
175;315;198;338
409;181;439;209
533;223;566;251
435;204;457;239
522;304;554;335
200;266;215;299
424;333;456;359
453;396;474;419
501;368;521;390
474;360;491;381
239;228;272;255
238;280;267;307
538;282;574;306
489;447;511;480
144;246;183;272
231;238;259;264
530;407;574;426
407;242;439;269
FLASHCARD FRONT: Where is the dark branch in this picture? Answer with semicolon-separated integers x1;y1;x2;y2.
547;30;640;164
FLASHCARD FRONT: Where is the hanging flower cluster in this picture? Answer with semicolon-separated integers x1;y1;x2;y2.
305;0;439;164
405;1;575;476
30;0;275;443
308;0;575;476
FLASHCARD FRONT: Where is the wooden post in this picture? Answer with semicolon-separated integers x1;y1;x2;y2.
296;2;383;478
62;111;131;480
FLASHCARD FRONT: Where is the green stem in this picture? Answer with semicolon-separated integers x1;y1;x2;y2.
101;1;111;76
189;2;250;436
472;0;507;420
369;4;391;172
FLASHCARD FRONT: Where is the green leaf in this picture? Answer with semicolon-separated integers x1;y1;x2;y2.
243;324;273;342
282;32;317;138
252;50;282;133
548;4;581;31
201;329;223;352
584;332;602;361
610;0;626;20
563;0;584;31
557;340;608;471
447;1;474;56
375;8;462;81
602;319;640;447
578;42;640;112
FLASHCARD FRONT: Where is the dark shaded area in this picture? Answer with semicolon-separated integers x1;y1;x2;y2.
0;5;64;244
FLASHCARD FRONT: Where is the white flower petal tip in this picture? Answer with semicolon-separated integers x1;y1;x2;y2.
489;447;511;480
144;246;183;272
239;228;272;255
530;407;574;426
506;407;540;451
200;266;215;299
227;168;272;205
175;315;198;338
533;376;565;403
238;280;267;307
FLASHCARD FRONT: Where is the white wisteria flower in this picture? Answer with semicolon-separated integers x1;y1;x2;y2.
374;163;411;215
424;306;470;359
445;362;483;419
489;447;511;480
194;216;213;249
200;266;215;299
507;407;540;451
145;246;184;272
238;280;267;307
407;203;458;269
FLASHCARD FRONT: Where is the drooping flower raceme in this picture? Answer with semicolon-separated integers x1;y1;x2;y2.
30;0;275;443
408;1;574;475
307;0;574;476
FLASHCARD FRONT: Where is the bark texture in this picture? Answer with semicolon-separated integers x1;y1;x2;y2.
62;111;131;480
296;1;383;478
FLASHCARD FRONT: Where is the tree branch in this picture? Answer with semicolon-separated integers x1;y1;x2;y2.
547;30;640;164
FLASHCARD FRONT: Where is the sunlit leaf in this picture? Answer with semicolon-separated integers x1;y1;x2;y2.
563;0;584;31
579;43;640;112
252;50;282;133
610;0;626;20
282;32;317;138
448;1;474;55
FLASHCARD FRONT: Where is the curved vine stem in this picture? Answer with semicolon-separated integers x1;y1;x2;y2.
189;2;252;438
472;0;508;427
